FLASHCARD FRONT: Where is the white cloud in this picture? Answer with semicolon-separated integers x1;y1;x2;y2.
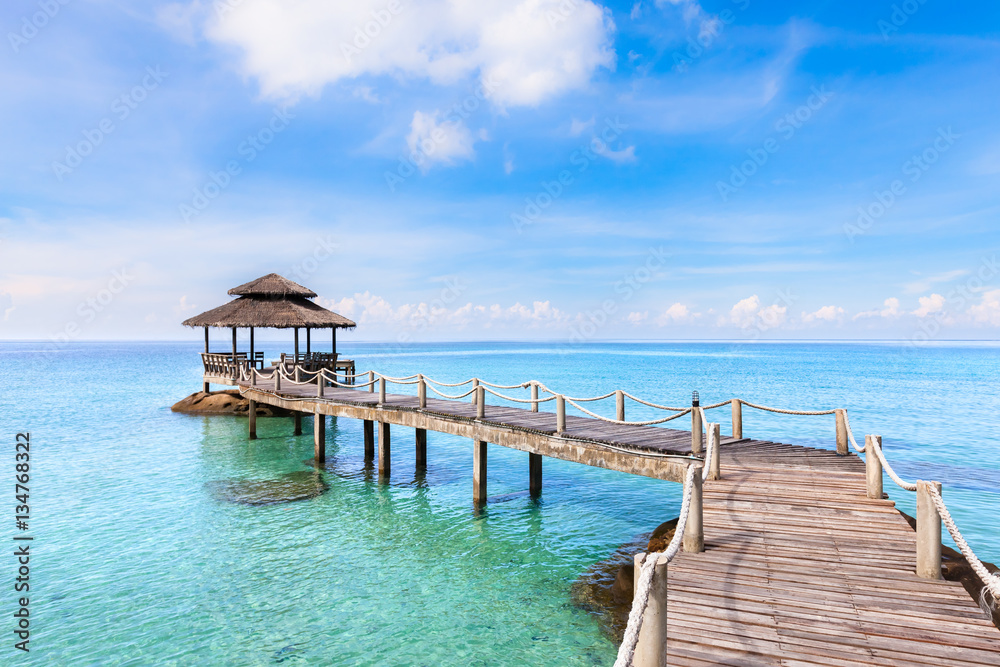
968;289;1000;326
802;305;844;323
406;111;477;170
596;144;637;163
854;297;901;320
0;291;13;321
627;310;648;325
570;117;596;136
903;270;967;295
912;293;946;318
656;302;694;325
728;295;786;330
200;0;616;107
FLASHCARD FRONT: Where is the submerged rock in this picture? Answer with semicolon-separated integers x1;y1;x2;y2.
571;518;679;643
171;390;292;417
207;470;329;506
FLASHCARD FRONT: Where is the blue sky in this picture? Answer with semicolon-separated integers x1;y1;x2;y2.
1;0;999;343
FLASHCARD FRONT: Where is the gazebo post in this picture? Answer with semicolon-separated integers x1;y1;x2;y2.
203;326;210;393
231;327;237;380
294;328;300;363
306;327;311;355
332;327;337;356
249;326;254;372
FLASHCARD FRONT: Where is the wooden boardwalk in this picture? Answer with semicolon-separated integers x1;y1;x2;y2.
666;439;1000;666
235;377;1000;665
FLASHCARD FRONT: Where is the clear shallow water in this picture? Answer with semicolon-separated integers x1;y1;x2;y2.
1;340;998;665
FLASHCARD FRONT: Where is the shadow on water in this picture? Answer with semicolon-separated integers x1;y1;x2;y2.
206;470;329;506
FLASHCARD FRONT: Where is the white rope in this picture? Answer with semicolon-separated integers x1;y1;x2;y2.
700;399;733;410
564;396;692;426
621;392;689;412
927;485;1000;610
867;436;918;492
841;409;866;453
740;400;837;416
481;387;557;404
424;377;475;387
426;384;479;400
614;464;699;667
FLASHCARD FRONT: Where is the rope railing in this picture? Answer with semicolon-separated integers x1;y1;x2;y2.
232;363;999;617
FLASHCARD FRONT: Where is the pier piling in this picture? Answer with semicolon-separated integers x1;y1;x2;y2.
363;420;374;461
529;452;542;498
916;480;943;579
314;414;325;463
248;399;257;439
865;434;883;499
473;440;487;505
836;409;848;455
293;412;302;435
415;429;427;468
378;422;391;477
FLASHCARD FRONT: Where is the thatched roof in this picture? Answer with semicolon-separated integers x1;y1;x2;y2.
228;273;316;298
182;274;356;329
183;295;356;329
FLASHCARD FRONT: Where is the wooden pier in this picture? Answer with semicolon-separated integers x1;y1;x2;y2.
226;368;999;666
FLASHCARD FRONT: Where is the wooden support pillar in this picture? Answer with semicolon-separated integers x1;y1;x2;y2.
865;434;883;499
529;452;542;498
314;413;325;463
294;328;299;362
363;420;374;460
632;552;669;667
473;440;487;505
248;399;257;439
249;326;254;370
683;469;704;553
378;422;391;477
691;394;702;454
916;480;943;580
836;409;848;455
332;327;337;356
231;327;237;379
293;412;302;435
708;422;721;480
306;327;311;355
615;390;624;421
204;326;209;353
415;429;427;469
732;399;742;439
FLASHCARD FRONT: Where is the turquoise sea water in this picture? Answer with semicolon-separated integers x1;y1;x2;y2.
1;340;998;665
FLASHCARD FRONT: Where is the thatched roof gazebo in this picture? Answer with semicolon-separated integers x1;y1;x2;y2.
183;273;356;391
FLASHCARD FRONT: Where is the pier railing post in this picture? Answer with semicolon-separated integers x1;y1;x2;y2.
916;480;943;579
691;391;702;454
317;371;324;397
616;390;625;422
368;371;374;393
865;434;883;499
379;377;386;405
732;398;742;439
836;409;848;455
531;382;539;413
632;552;669;667
274;369;281;391
477;386;485;419
418;375;426;408
556;395;566;434
250;370;257;387
472;378;479;406
708;422;721;480
683;466;704;553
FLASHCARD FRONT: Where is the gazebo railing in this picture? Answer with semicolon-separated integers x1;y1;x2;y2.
201;353;247;379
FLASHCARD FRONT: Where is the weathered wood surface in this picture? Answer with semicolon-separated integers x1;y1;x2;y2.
236;378;1000;664
664;439;1000;666
239;378;706;483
